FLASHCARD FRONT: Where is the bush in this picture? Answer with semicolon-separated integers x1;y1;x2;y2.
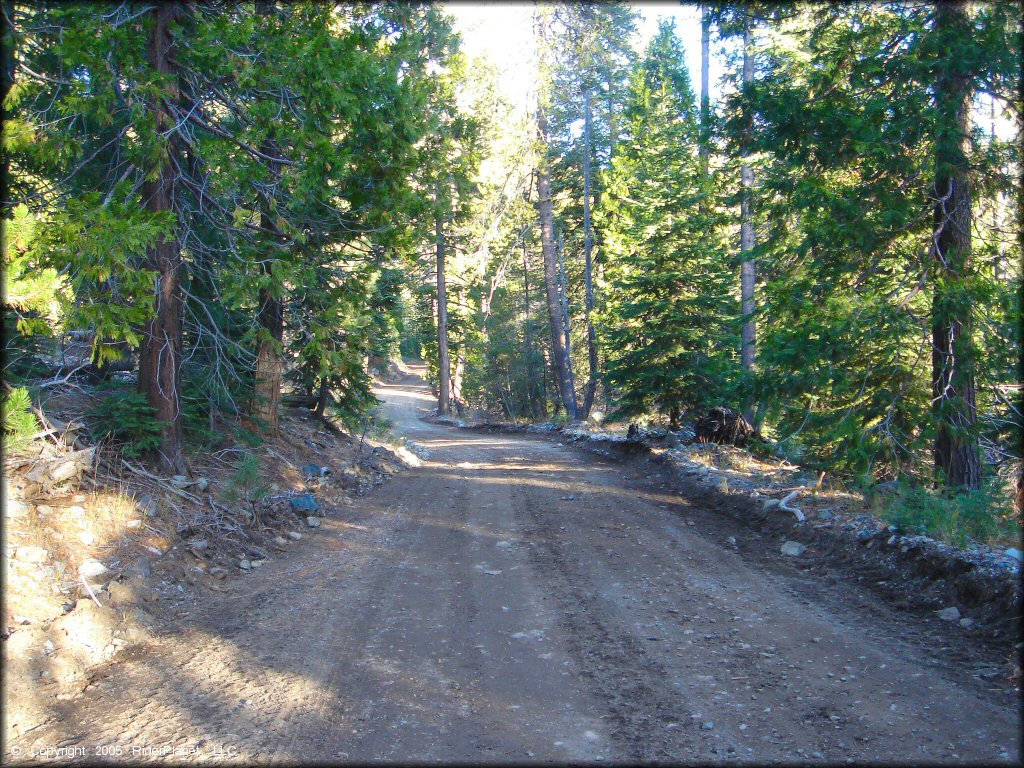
2;386;40;453
86;391;164;458
221;454;269;524
878;479;1021;548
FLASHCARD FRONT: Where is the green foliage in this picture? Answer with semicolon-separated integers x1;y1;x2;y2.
86;390;164;458
2;387;40;454
597;22;737;423
877;480;1020;548
221;454;269;523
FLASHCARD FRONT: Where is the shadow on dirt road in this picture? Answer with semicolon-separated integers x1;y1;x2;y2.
5;365;1019;764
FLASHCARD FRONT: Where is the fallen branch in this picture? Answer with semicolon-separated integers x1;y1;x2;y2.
779;489;805;523
80;575;103;608
119;459;203;504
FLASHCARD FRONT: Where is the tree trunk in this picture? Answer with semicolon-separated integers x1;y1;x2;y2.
252;196;283;433
739;15;756;425
700;3;711;186
137;2;186;475
435;206;451;416
537;91;578;420
931;0;980;490
313;375;330;419
251;0;283;435
1;0;13;206
580;88;598;419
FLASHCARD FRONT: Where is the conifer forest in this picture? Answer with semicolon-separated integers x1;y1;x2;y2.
2;3;1022;763
5;1;1020;493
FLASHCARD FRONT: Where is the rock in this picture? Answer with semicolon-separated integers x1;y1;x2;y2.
290;494;319;514
170;475;190;488
5;499;28;518
78;531;95;546
702;722;714;731
250;559;263;568
78;559;115;584
763;499;781;513
959;617;975;630
816;510;833;521
302;463;321;480
125;557;152;581
1004;548;1022;563
125;519;142;529
780;541;805;557
306;516;321;528
49;461;82;484
136;495;158;518
195;477;209;492
35;504;53;517
273;536;288;547
68;505;86;517
13;546;49;563
209;567;227;580
106;579;139;608
49;599;117;665
239;559;251;570
243;545;268;560
495;541;512;549
288;531;302;541
937;606;960;622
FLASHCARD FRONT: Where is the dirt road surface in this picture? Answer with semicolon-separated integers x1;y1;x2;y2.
6;367;1020;764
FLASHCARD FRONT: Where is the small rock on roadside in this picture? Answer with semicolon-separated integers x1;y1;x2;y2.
125;519;142;529
959;617;975;629
780;541;805;557
209;567;227;580
13;546;49;563
79;559;115;584
273;536;288;546
49;461;81;484
763;499;780;513
136;496;158;518
195;477;209;492
5;499;28;518
239;559;251;570
495;540;512;549
1004;548;1022;563
306;516;321;528
290;494;319;514
702;722;714;731
937;606;960;622
287;531;302;541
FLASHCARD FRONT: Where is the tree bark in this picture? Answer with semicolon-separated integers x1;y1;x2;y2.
1;0;13;208
700;4;711;186
522;239;541;420
580;87;599;419
137;2;186;475
931;0;980;490
251;0;283;434
739;14;756;425
536;69;578;420
435;204;451;416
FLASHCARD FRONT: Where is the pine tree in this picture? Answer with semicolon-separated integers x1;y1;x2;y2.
598;22;736;426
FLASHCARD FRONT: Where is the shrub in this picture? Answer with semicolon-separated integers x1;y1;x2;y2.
879;479;1021;548
86;391;164;458
2;386;39;453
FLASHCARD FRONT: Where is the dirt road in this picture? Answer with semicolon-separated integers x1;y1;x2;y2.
6;367;1019;764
